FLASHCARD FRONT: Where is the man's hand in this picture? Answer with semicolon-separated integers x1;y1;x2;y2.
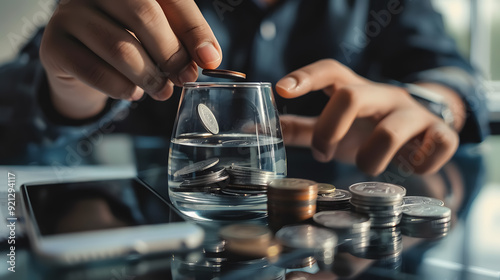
40;0;222;119
276;59;461;176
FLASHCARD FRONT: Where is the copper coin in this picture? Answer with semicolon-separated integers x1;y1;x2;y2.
202;69;246;80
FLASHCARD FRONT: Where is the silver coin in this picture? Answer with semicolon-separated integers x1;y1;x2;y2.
402;204;451;218
317;183;336;195
317;189;352;202
174;157;219;177
349;182;406;203
275;224;337;250
197;103;219;134
403;196;444;207
313;211;371;230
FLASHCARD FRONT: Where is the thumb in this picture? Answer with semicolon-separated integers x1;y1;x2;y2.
280;115;316;147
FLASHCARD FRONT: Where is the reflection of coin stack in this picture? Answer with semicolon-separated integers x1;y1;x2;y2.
275;225;337;269
400;204;451;238
313;210;371;252
223;164;284;196
267;179;318;232
349;227;403;260
349;182;406;227
316;189;352;212
219;224;279;259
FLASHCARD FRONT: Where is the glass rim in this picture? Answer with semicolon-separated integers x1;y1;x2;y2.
183;82;272;88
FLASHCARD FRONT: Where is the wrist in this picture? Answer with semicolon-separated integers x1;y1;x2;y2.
47;75;108;120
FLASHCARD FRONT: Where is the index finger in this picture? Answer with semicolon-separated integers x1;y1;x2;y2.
158;0;222;69
275;59;366;98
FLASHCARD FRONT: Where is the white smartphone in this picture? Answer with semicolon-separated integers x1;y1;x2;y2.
20;178;204;265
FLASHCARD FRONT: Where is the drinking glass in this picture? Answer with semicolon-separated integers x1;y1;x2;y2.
168;82;287;221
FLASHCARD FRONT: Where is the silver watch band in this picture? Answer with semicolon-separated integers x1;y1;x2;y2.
404;83;455;128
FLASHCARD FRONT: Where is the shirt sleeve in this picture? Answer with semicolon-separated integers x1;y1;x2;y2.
0;28;129;162
368;0;489;143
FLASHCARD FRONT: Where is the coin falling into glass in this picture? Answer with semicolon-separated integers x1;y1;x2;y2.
197;103;219;135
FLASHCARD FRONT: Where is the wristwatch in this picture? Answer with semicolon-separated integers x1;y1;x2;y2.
403;83;455;128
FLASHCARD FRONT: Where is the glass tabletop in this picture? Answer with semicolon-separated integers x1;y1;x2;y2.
1;135;499;280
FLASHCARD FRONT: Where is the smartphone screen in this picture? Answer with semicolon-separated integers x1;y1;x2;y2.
22;178;182;236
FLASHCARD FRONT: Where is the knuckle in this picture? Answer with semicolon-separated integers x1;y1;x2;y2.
159;43;189;72
109;40;138;62
131;0;163;27
118;84;139;99
83;65;107;89
374;126;399;148
182;24;209;39
323;58;342;69
336;87;359;108
142;71;165;92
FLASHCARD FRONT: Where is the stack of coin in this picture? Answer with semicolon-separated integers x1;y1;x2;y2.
312;210;371;254
267;178;319;231
219;224;280;259
223;164;284;196
316;188;352;212
275;225;337;269
349;182;406;227
349;227;402;260
400;204;451;238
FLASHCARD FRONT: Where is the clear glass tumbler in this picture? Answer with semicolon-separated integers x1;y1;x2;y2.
168;82;287;221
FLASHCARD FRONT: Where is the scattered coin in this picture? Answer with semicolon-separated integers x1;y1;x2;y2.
403;196;444;207
202;69;246;80
197;103;220;135
317;183;336;195
402;204;451;218
316;189;352;212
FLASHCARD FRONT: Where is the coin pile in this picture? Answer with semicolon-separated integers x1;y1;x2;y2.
219;224;280;259
316;188;352;212
400;204;451;238
173;158;286;197
275;224;337;269
349;182;406;227
267;178;319;232
224;164;284;196
313;210;371;246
